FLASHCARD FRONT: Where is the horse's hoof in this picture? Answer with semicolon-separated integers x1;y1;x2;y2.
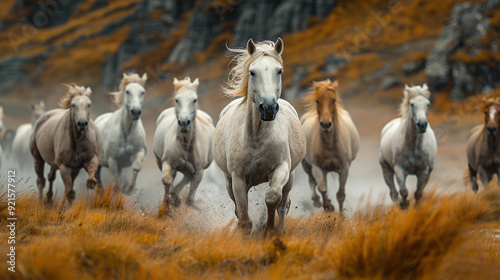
44;198;54;207
87;179;96;189
171;193;181;207
399;200;409;209
312;198;322;208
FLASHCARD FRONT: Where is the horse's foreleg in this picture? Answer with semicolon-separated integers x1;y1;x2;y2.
173;174;190;194
186;171;203;207
302;160;320;208
125;148;145;195
313;165;333;211
469;163;479;193
380;158;398;201
415;167;431;204
108;158;120;190
265;162;289;237
33;156;46;202
337;168;349;212
161;161;179;207
84;155;99;190
277;171;293;235
394;165;409;209
478;166;493;189
232;172;251;235
95;165;103;195
45;166;57;205
59;165;76;205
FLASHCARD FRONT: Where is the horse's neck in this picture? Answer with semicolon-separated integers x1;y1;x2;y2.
245;101;265;138
119;107;136;133
319;116;339;147
66;112;86;147
485;130;500;152
404;117;422;149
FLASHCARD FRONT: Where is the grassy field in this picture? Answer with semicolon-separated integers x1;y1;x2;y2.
0;184;499;279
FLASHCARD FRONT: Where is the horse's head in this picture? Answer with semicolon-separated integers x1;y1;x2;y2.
483;97;500;136
173;76;199;133
31;101;45;124
122;73;147;120
60;85;93;131
404;83;431;134
311;80;340;132
246;38;284;121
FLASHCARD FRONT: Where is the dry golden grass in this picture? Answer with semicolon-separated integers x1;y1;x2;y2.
0;184;499;279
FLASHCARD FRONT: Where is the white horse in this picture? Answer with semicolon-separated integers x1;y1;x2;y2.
213;38;306;236
11;101;45;170
379;84;437;208
95;73;147;194
153;77;215;209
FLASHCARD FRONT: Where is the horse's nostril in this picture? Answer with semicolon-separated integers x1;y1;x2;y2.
187;120;191;125
178;120;181;125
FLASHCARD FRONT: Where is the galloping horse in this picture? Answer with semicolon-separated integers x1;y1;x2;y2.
12;101;46;170
301;80;359;212
467;97;500;191
379;84;437;208
213;38;306;235
95;73;147;194
31;84;102;205
153;77;215;208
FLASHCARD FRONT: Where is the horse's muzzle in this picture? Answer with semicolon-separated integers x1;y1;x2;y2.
178;119;191;133
416;121;427;134
258;100;279;121
76;120;88;130
487;126;497;136
130;109;142;120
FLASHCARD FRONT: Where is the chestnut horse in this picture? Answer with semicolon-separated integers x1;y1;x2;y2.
467;97;500;191
301;80;360;212
31;84;102;205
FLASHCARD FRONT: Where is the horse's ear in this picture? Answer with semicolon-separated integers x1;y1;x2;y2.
86;87;92;94
404;84;410;97
275;38;284;55
141;73;148;82
332;80;339;89
31;104;35;110
185;76;191;82
422;83;428;91
40;101;45;108
312;81;320;90
193;78;200;88
247;38;256;55
122;73;128;79
173;77;179;86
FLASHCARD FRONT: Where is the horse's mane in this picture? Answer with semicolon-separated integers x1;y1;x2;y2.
303;79;344;115
399;84;431;118
223;40;283;103
59;84;92;109
483;97;500;110
110;73;147;108
174;76;198;94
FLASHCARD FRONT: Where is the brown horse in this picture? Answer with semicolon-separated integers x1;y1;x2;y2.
30;84;102;205
300;80;360;211
467;97;500;192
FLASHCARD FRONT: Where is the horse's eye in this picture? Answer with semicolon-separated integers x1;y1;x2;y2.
277;69;283;75
250;71;255;77
87;104;91;108
193;99;197;103
175;99;179;103
427;104;430;107
332;99;336;103
71;104;76;108
140;91;144;95
315;100;319;104
410;103;414;108
126;90;130;95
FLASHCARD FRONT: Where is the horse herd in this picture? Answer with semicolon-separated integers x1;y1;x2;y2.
0;38;498;235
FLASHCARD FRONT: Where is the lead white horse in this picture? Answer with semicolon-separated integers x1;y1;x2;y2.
95;73;147;194
379;84;437;208
154;77;215;209
11;101;45;170
213;38;306;236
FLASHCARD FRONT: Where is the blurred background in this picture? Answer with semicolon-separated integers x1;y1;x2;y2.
0;0;499;221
